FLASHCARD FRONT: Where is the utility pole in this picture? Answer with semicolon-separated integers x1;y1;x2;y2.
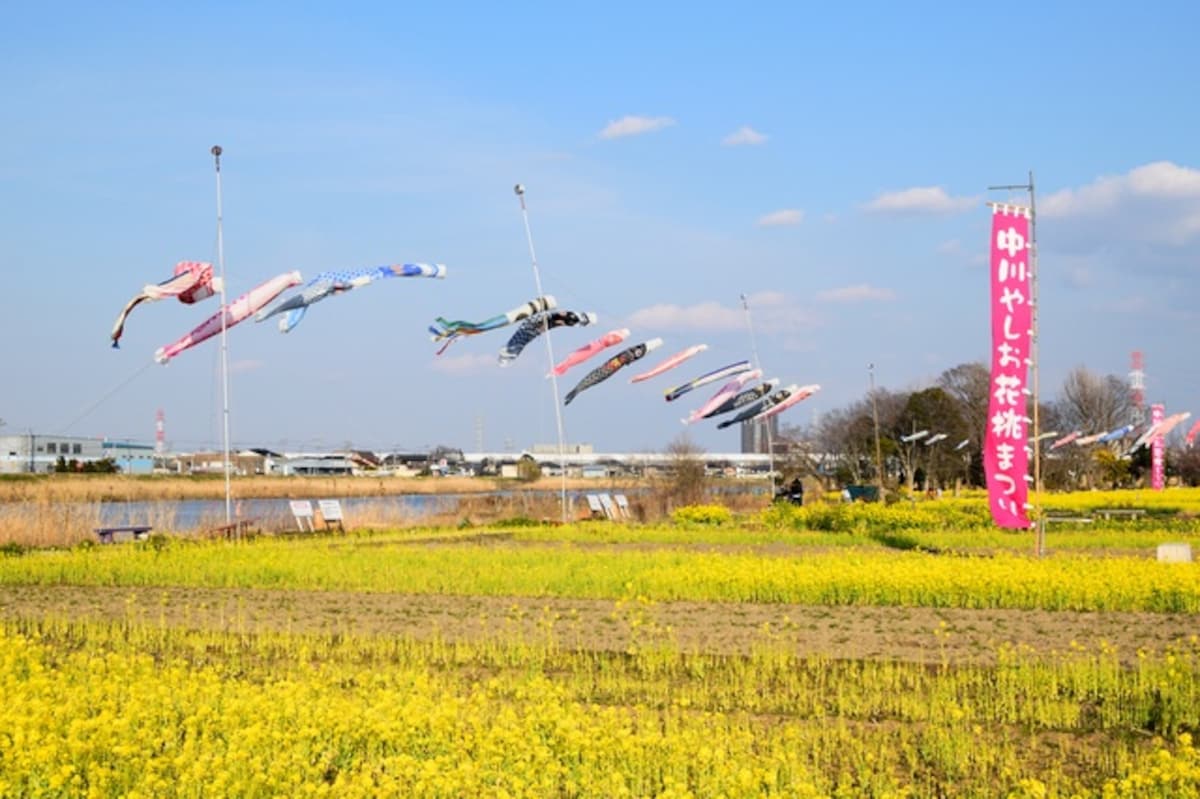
869;364;885;502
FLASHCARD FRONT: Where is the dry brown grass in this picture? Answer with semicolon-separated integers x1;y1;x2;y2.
0;499;102;548
0;474;646;504
0;474;770;545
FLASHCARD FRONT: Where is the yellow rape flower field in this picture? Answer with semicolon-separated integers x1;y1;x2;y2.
0;488;1199;797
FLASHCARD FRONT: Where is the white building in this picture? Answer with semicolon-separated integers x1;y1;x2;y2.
0;434;135;473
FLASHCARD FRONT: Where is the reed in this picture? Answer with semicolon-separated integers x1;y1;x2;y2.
0;473;647;504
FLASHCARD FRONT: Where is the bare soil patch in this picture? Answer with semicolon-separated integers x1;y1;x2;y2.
1;585;1192;664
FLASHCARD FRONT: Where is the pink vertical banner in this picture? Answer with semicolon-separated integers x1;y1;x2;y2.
984;205;1032;528
1151;403;1165;491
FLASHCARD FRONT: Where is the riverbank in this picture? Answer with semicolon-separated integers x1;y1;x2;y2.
0;473;652;504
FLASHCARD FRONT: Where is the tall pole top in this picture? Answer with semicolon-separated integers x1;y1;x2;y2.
211;145;222;170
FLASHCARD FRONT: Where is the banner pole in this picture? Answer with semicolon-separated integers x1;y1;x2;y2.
513;184;569;525
1028;171;1043;557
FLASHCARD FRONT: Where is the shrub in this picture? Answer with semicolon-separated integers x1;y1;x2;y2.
671;504;733;526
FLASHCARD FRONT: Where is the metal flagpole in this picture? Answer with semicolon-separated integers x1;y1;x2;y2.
740;294;775;497
212;146;233;529
514;184;569;524
988;172;1040;556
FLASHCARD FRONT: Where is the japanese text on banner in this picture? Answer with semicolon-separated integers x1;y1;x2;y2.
984;206;1032;528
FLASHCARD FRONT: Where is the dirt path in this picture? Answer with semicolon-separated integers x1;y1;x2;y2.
1;585;1193;664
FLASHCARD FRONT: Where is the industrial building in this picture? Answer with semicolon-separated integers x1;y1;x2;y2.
0;434;155;474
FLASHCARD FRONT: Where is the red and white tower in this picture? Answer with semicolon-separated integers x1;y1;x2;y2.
1129;351;1145;426
155;409;165;456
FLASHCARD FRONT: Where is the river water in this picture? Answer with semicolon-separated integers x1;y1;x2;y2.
3;485;769;534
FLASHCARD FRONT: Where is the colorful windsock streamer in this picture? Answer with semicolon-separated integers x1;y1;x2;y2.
745;383;821;422
564;338;662;406
682;370;762;425
155;271;302;364
499;311;596;366
550;329;630;377
716;385;794;430
664;361;752;403
1049;431;1081;450
259;263;445;333
430;295;556;342
111;261;220;348
702;380;779;420
628;344;708;383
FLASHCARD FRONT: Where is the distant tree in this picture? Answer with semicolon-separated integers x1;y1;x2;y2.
664;434;707;507
80;458;119;474
890;387;966;492
815;389;904;489
516;454;542;482
1056;367;1133;436
429;445;464;464
937;362;990;485
774;423;821;488
1048;367;1135;488
1172;447;1200;487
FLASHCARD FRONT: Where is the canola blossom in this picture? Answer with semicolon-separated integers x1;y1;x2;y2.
0;621;1197;798
1;537;1199;612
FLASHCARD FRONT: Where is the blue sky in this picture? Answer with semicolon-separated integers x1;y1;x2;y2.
2;2;1198;454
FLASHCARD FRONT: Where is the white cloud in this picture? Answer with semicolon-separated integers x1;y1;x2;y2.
1035;164;1200;285
1040;162;1200;252
756;209;804;227
429;352;498;376
627;302;745;331
1044;161;1200;218
863;186;977;214
626;295;818;334
816;284;896;303
742;290;788;308
597;115;676;140
721;126;767;147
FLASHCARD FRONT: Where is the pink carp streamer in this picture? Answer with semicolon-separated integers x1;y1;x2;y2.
1049;431;1081;450
747;383;820;422
550;328;629;377
629;344;707;384
111;261;221;348
682;369;761;425
1187;419;1200;449
155;271;302;364
1132;411;1193;452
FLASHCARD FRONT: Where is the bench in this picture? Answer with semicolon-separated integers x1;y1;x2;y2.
1094;508;1147;521
1043;514;1093;525
206;518;261;540
95;525;153;544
